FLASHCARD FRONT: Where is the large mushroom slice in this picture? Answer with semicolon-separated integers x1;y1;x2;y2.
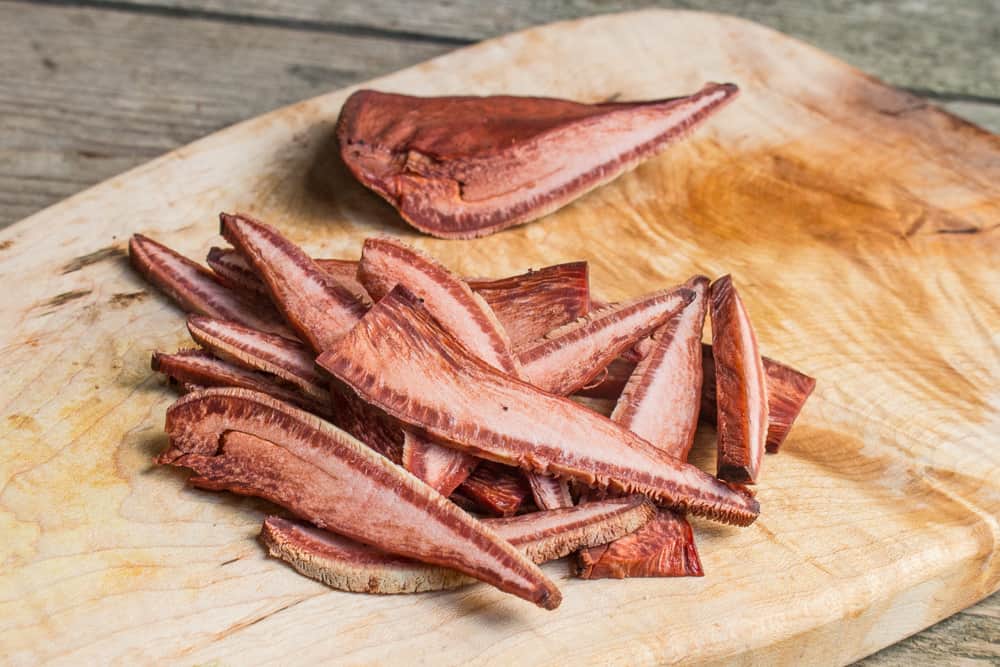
337;84;739;238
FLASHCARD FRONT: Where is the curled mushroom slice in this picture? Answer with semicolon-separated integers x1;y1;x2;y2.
159;388;561;609
151;350;331;418
219;213;367;352
519;287;695;395
128;234;290;336
336;84;739;238
578;276;709;579
318;286;759;526
711;276;769;484
261;495;655;595
455;462;531;516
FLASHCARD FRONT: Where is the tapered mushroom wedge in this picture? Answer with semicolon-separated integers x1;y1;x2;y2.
357;237;571;508
318;286;759;526
128;234;290;336
711;276;769;483
151;350;331;418
527;474;575;511
610;276;709;462
336;84;739;238
357;237;520;375
468;262;591;349
158;388;561;609
455;462;531;516
206;246;271;299
702;345;816;453
400;431;478;497
208;247;590;346
577;345;815;452
219;213;367;352
578;276;709;579
186;315;328;404
519;287;694;396
261;496;655;594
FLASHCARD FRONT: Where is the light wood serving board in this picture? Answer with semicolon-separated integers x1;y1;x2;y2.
1;10;998;666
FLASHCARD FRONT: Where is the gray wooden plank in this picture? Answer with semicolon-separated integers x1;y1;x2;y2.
857;594;1000;666
91;0;1000;99
0;2;448;227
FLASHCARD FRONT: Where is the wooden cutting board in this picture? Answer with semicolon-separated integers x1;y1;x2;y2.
1;9;998;665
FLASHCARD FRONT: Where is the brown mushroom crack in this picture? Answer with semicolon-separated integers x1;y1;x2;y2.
130;214;814;609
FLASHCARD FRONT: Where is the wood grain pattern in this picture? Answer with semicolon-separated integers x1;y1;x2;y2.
1;9;998;665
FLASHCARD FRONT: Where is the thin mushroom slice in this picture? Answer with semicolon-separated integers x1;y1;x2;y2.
711;275;769;483
318;286;759;526
577;345;815;453
518;286;695;396
702;345;815;453
455;462;531;516
578;276;709;579
578;509;702;579
159;388;561;609
336;84;739;238
151;350;331;418
128;234;290;336
467;262;591;350
261;496;655;594
186;315;327;403
401;431;478;497
208;246;590;344
219;213;367;352
357;236;567;507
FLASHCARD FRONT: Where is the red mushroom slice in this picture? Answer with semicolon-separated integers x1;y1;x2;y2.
219;213;367;352
400;431;478;497
151;350;331;418
466;262;591;349
711;276;769;483
336;84;739;238
578;276;709;579
209;247;590;345
702;345;816;453
357;237;568;506
206;246;271;299
578;345;815;452
518;287;694;396
455;462;531;517
578;511;702;579
159;388;561;609
128;234;290;336
318;286;759;526
260;495;655;594
184;313;403;464
186;315;327;404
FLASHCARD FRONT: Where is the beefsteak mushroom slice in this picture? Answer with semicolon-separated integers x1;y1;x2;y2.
337;84;739;238
159;387;561;609
711;275;769;484
579;276;709;579
318;285;759;526
261;496;655;594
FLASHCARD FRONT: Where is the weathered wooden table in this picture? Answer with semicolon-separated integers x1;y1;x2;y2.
2;1;997;664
